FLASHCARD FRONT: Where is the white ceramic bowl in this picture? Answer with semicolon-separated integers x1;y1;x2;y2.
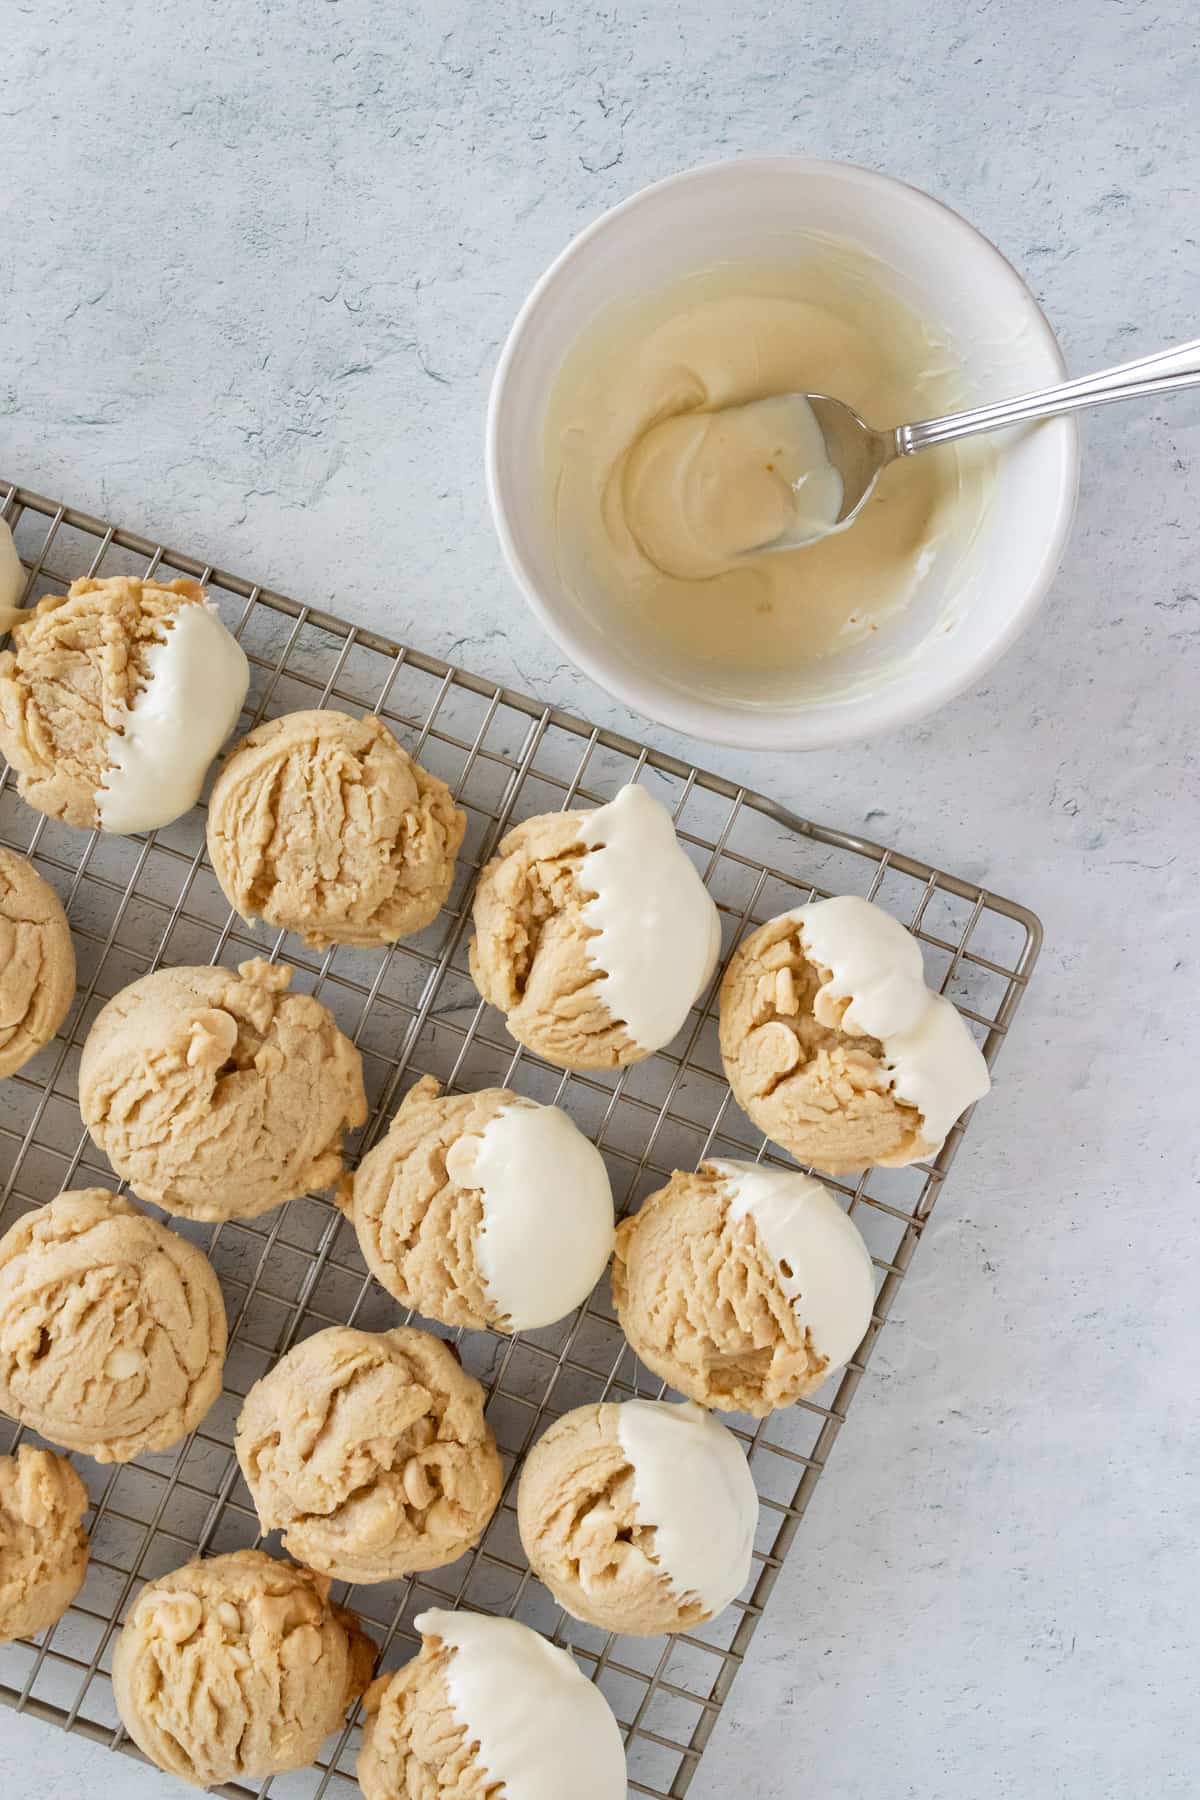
487;157;1078;751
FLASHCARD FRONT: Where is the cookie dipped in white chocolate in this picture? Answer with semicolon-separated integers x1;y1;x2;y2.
416;1610;626;1800
580;783;721;1055
99;599;249;834
0;520;25;632
446;1098;614;1331
709;1159;875;1374
616;1398;757;1617
517;1397;756;1633
796;894;990;1152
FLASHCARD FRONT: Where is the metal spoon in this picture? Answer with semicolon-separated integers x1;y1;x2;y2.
730;335;1200;553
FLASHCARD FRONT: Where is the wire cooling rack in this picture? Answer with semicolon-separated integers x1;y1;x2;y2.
0;478;1041;1799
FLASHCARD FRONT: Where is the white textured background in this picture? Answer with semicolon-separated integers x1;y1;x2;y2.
2;3;1199;1797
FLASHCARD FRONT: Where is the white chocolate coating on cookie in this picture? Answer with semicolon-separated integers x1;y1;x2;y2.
616;1398;757;1617
447;1100;614;1331
99;599;249;834
580;783;720;1054
417;1609;626;1799
710;1159;875;1373
796;895;990;1152
0;520;24;629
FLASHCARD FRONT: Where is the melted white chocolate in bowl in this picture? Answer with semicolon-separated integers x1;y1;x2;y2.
544;246;995;707
620;393;845;572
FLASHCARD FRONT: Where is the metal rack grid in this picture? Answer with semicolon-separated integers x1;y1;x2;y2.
0;479;1041;1799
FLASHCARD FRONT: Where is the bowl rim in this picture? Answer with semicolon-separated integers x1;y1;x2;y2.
485;155;1080;752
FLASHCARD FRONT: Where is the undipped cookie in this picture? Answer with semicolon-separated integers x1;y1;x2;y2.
113;1548;375;1788
0;1447;90;1642
79;958;367;1221
207;709;466;949
0;518;24;629
0;1189;226;1461
235;1325;502;1585
0;848;75;1079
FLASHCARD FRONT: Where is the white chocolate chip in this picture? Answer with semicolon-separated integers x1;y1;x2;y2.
153;1591;203;1645
251;1589;321;1635
402;1457;433;1511
444;1133;483;1185
186;1008;238;1069
812;983;854;1032
746;1020;801;1078
409;1415;436;1452
761;938;793;972
280;1622;322;1668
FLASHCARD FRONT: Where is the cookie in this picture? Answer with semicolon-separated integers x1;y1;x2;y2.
0;1189;226;1461
0;518;24;630
518;1399;757;1634
207;709;465;949
0;1447;90;1642
612;1159;875;1416
0;575;248;833
113;1549;374;1787
359;1609;625;1800
79;957;367;1221
720;895;990;1172
470;783;720;1071
235;1325;502;1584
0;849;75;1079
340;1075;614;1333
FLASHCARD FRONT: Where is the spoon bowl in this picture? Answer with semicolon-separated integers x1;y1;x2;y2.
795;393;892;538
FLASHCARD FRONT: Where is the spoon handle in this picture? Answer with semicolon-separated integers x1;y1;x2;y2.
897;335;1200;454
